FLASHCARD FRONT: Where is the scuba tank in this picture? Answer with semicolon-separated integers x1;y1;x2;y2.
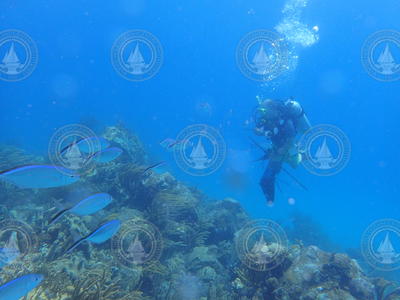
284;99;311;133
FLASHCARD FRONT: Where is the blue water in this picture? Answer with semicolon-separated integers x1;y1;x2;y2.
1;0;399;256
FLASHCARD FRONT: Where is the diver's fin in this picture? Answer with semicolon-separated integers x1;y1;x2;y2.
281;167;308;191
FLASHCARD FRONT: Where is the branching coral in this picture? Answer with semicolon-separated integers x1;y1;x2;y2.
144;261;168;275
120;291;151;300
192;228;210;246
0;144;44;170
68;270;120;300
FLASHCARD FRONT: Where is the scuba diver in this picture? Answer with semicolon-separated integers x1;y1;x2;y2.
253;98;311;205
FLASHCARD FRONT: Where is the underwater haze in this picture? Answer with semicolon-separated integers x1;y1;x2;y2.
0;0;400;299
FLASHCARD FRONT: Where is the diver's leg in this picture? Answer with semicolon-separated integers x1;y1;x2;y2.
260;160;282;205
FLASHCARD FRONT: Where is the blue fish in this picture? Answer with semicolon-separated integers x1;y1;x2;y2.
61;137;110;155
0;165;79;189
91;147;123;163
49;193;113;225
0;274;44;300
66;219;121;253
79;136;110;153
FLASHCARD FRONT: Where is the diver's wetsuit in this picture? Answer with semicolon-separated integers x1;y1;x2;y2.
255;100;305;204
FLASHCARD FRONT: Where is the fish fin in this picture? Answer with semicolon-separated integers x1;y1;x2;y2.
87;150;100;161
65;236;86;254
141;161;166;174
59;137;87;155
49;208;71;225
0;164;41;175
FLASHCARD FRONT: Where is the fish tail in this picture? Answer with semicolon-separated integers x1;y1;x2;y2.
49;208;70;225
141;166;151;174
65;237;86;254
141;161;165;174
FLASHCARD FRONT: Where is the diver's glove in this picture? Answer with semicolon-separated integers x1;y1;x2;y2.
254;127;272;138
254;127;264;136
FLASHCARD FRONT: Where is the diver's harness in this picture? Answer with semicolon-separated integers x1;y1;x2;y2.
254;98;306;138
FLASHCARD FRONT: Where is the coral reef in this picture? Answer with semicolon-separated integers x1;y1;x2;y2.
102;123;147;165
0;144;44;170
0;125;399;300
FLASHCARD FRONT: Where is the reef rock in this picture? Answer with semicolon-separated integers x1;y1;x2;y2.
0;127;395;300
278;246;376;300
102;124;147;164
